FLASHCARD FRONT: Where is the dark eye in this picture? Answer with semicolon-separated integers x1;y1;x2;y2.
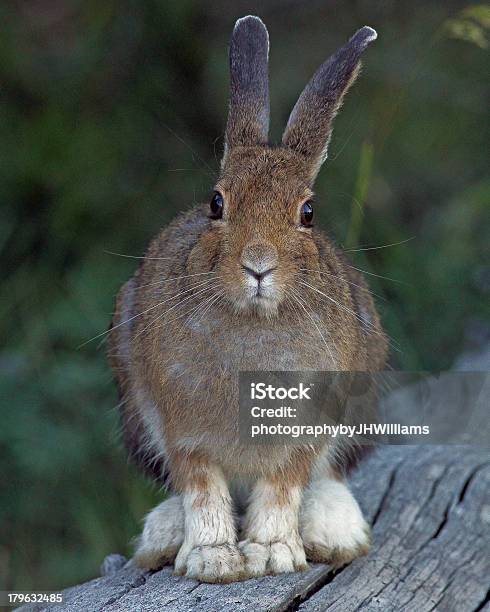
210;191;224;219
300;200;314;226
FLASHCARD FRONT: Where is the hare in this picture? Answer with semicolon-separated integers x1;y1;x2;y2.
108;16;387;583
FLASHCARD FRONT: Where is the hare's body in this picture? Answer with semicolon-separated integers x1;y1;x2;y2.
108;18;387;582
110;207;384;479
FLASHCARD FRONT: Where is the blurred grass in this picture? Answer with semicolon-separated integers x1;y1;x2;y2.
443;4;490;47
0;0;489;592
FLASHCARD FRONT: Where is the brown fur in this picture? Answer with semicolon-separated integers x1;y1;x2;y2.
107;144;387;488
107;16;385;580
266;447;317;506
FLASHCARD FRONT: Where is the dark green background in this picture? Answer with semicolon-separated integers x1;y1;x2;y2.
1;0;488;592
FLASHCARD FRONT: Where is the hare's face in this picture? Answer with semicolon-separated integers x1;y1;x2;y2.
186;16;377;318
208;146;319;316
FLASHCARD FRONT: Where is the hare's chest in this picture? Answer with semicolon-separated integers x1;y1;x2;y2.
176;317;335;372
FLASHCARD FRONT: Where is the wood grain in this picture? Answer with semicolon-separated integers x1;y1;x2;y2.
21;445;489;611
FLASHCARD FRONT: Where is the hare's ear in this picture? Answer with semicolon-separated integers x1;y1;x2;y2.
223;16;270;164
282;26;377;181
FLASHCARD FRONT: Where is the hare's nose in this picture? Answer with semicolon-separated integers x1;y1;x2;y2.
242;264;275;282
240;242;278;281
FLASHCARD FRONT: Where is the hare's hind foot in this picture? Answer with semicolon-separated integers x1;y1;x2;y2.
300;478;371;568
133;496;184;570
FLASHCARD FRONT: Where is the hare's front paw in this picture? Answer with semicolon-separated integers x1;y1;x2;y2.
174;543;244;583
239;537;308;577
300;479;371;568
133;496;184;569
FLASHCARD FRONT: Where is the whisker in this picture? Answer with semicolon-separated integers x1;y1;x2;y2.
298;278;377;328
343;236;416;253
297;278;401;353
299;268;386;302
78;277;216;348
182;289;222;326
291;287;337;356
183;294;217;328
135;271;216;291
288;287;336;365
167;168;198;172
159;285;224;332
154;287;225;332
134;282;221;339
103;250;174;261
346;264;408;285
187;290;225;327
160;121;215;176
162;295;216;330
329;128;356;162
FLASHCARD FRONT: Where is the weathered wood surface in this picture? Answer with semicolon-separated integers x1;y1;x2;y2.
22;444;490;612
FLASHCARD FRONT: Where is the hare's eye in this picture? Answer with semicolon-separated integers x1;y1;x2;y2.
210;191;224;219
300;201;314;226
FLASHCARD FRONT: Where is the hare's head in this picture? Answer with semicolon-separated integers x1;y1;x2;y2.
191;16;377;317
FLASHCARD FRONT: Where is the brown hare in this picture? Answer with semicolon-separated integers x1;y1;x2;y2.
108;15;387;583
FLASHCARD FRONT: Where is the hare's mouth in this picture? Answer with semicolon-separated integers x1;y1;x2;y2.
230;292;281;319
251;292;272;304
244;269;277;300
236;274;281;316
220;260;282;316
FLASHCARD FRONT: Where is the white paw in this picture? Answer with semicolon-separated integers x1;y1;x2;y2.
239;537;308;577
133;496;184;569
300;479;370;567
174;543;244;583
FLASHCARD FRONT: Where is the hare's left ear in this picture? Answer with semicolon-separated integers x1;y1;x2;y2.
222;16;270;165
282;26;377;181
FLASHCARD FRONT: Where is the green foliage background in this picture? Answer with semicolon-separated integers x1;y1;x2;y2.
0;0;488;592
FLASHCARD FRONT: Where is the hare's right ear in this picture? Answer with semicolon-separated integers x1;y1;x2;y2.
282;26;377;182
222;16;270;166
